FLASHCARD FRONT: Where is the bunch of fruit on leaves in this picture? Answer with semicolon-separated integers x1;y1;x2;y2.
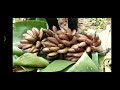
18;26;101;62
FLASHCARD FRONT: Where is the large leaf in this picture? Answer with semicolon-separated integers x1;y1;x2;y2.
41;60;75;72
13;20;47;43
92;52;99;67
13;53;49;67
13;45;24;56
66;52;100;72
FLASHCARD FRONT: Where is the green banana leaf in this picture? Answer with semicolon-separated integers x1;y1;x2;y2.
13;55;19;60
13;53;49;67
13;45;24;56
13;20;47;43
92;52;99;67
66;52;100;72
13;55;19;67
41;60;75;72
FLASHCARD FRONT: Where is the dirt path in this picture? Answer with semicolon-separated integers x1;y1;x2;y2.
58;18;111;32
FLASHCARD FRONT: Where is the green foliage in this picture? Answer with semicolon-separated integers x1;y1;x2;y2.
13;53;49;67
41;60;75;72
66;52;100;72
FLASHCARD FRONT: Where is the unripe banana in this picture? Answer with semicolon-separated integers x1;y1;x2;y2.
58;44;65;49
20;39;29;44
58;34;69;41
36;41;41;48
42;47;51;53
48;52;58;57
78;42;86;47
39;28;43;40
22;44;33;50
57;47;69;54
61;40;71;47
73;52;83;58
47;37;59;45
49;47;60;51
54;34;62;43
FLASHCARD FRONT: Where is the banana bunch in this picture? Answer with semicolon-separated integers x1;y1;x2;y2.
19;27;44;55
42;26;102;61
19;25;101;61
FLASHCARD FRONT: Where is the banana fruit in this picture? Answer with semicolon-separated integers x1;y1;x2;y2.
47;37;59;45
61;40;71;47
36;41;41;48
48;52;58;57
42;41;57;47
43;29;54;37
70;36;77;45
58;34;69;41
42;47;51;53
49;47;60;51
54;34;62;43
57;47;69;54
39;28;43;40
20;39;29;44
22;44;33;50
